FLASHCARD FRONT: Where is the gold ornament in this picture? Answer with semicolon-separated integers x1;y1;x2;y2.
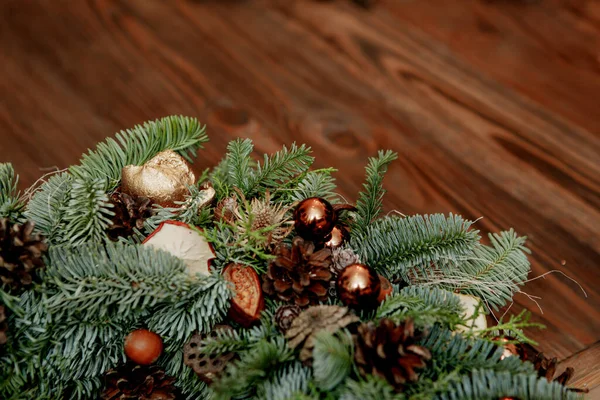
121;150;195;207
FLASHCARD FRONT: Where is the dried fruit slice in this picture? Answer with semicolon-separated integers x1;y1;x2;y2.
223;263;264;327
143;220;215;277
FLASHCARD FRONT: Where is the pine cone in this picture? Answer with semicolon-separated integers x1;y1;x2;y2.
101;363;177;400
0;304;7;348
0;219;47;293
183;325;236;384
354;318;431;390
285;305;359;362
274;304;301;333
331;247;360;274
107;192;154;241
263;237;333;307
533;353;589;394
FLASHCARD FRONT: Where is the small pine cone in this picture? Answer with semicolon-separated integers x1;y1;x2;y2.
533;353;589;394
285;305;359;362
101;363;177;400
354;318;431;390
331;247;360;274
107;192;154;241
214;196;238;224
263;237;333;307
0;219;47;293
274;305;301;333
0;305;7;348
183;325;236;384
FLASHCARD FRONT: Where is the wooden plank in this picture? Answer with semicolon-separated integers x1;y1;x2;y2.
559;341;600;395
0;0;598;364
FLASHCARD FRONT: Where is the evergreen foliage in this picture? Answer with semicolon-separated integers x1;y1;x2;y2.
289;168;338;203
339;376;400;400
353;150;398;236
440;230;531;310
258;362;313;400
435;369;581;400
352;214;480;281
376;286;464;329
24;172;72;240
0;163;24;221
312;330;354;391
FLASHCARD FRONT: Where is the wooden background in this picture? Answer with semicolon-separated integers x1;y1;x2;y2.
1;0;598;394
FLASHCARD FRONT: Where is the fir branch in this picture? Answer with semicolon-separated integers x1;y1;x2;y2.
211;336;295;399
436;230;531;310
60;177;114;245
312;330;354;391
210;157;231;201
160;350;210;400
43;242;201;321
353;150;398;236
419;325;534;381
24;173;72;240
351;214;480;281
339;376;400;400
147;274;233;349
477;310;544;346
434;369;582;400
375;286;464;329
257;362;312;400
69;116;208;190
289;169;339;203
0;163;24;221
245;143;314;196
225;138;255;194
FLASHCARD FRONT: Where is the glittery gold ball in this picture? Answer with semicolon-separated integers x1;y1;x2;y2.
121;150;195;207
293;197;336;241
336;263;381;309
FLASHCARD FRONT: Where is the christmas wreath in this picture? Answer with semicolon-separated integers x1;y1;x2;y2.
0;116;587;399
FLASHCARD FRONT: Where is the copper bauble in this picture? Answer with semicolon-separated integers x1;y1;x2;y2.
324;225;349;249
121;150;196;207
494;337;525;360
377;274;393;303
124;329;163;365
294;197;336;241
336;263;381;309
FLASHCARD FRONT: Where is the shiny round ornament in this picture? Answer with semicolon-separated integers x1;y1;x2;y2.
124;329;163;365
324;225;349;249
121;150;196;207
336;263;381;309
293;197;336;241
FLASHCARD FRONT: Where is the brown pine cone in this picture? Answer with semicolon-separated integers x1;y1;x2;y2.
274;304;301;333
107;192;154;241
285;305;359;362
101;363;177;400
0;219;47;293
183;325;236;384
263;237;333;307
533;353;589;394
0;304;7;348
354;318;431;390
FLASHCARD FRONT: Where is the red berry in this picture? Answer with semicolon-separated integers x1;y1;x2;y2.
124;329;163;365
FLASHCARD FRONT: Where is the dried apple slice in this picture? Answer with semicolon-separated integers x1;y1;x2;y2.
143;220;215;277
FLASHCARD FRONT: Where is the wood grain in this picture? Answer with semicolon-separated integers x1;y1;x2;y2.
0;0;598;384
